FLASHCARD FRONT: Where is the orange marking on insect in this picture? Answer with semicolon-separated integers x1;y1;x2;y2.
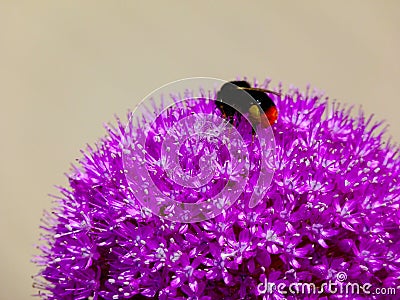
261;106;278;128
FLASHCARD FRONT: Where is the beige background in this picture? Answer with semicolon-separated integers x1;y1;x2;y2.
0;1;399;299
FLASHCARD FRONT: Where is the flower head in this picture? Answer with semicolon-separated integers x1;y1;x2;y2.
34;78;400;299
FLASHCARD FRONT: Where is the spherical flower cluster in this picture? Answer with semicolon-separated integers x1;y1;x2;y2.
34;78;400;299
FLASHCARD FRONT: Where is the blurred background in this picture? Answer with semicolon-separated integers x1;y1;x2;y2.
0;1;399;298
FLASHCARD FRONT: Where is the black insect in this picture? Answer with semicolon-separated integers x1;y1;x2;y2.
215;80;279;129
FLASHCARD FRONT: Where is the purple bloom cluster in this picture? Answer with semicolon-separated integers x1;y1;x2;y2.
34;79;400;299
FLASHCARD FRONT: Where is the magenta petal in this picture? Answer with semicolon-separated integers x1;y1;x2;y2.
248;258;255;273
337;239;354;253
186;233;200;244
239;228;250;243
256;250;271;268
189;281;198;293
171;277;181;288
318;238;329;248
222;270;234;286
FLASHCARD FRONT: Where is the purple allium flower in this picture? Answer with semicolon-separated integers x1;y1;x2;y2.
34;78;400;299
